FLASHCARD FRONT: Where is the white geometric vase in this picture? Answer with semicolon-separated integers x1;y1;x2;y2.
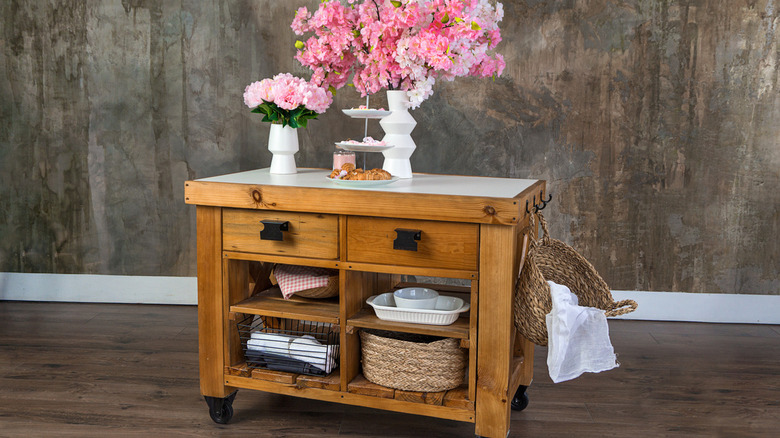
380;90;417;179
268;124;299;174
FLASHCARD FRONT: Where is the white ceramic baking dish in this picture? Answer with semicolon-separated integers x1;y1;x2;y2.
365;292;470;325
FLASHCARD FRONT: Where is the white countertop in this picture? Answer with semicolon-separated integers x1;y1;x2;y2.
197;168;539;199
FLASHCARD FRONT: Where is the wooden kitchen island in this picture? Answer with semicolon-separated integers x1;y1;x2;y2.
184;168;546;438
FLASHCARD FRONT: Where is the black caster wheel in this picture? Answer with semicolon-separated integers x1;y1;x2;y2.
204;391;237;424
511;385;529;411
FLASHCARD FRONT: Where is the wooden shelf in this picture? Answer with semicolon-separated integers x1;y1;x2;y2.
224;374;475;422
347;308;470;340
230;287;339;324
226;362;340;391
348;375;474;410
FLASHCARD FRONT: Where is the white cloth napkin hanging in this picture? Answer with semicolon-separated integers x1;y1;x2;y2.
545;280;618;383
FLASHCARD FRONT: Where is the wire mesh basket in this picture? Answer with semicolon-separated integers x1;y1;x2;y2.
237;315;340;376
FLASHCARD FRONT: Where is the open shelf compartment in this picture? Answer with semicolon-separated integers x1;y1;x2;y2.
347;374;474;410
236;313;340;377
231;286;340;325
348;308;469;339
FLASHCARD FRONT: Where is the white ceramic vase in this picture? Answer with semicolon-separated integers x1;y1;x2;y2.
267;124;299;174
380;90;417;179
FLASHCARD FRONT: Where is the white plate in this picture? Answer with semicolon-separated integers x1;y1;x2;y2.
366;293;469;325
335;142;395;153
326;176;399;187
342;109;392;118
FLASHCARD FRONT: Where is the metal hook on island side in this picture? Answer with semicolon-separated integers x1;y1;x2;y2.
539;193;553;211
525;193;553;214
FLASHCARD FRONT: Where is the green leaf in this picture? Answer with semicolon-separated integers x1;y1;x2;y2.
328;85;337;95
290;107;305;121
454;17;463;23
471;21;481;31
390;0;401;7
295;40;305;50
442;13;449;23
256;102;275;116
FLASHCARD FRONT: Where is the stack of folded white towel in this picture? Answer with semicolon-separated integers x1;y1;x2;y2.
247;332;338;374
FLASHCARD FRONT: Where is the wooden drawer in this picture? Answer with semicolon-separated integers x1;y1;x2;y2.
346;217;478;271
223;209;339;259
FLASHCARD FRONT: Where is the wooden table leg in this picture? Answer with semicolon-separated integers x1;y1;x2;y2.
197;206;233;398
475;224;517;438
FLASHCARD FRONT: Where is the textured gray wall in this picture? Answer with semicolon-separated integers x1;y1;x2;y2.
1;1;778;294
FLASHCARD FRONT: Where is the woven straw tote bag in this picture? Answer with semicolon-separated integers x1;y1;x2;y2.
514;212;637;346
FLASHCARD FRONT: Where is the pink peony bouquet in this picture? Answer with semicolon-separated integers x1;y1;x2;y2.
291;0;505;109
243;73;333;128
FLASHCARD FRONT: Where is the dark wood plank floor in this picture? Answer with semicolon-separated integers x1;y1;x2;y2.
1;301;778;437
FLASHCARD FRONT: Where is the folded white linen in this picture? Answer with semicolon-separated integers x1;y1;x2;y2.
247;332;337;372
247;332;295;357
545;281;618;383
288;335;337;373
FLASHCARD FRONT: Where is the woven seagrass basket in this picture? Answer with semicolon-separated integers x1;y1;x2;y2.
514;212;637;346
360;330;466;392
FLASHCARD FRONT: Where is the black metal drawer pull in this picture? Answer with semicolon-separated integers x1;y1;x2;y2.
394;228;422;251
260;220;289;241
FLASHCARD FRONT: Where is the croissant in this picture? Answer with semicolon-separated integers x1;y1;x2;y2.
330;165;392;181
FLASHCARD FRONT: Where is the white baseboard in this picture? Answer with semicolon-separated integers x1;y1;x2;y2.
609;290;779;324
0;272;197;305
1;273;778;324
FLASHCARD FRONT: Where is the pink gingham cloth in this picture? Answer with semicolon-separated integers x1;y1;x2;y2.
273;264;333;299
